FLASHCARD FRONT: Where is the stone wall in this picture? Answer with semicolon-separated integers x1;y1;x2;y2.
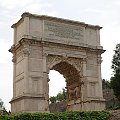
49;101;67;113
103;89;120;109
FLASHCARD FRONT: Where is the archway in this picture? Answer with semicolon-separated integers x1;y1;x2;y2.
49;70;66;112
47;57;83;111
51;61;81;100
49;70;66;97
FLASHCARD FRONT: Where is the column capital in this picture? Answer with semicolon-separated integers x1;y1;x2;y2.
23;48;30;57
12;55;16;63
82;57;88;63
97;57;102;64
42;53;48;57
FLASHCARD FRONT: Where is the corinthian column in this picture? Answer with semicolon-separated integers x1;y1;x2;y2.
81;58;87;110
12;54;16;98
23;46;30;94
97;55;103;98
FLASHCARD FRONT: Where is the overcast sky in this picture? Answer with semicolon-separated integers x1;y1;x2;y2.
0;0;120;111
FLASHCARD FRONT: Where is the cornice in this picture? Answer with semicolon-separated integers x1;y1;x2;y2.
9;37;105;55
11;17;24;28
10;94;45;103
12;12;102;30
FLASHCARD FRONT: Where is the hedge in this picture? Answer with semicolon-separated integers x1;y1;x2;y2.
0;111;110;120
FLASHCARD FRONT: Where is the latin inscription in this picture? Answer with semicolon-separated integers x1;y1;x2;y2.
44;21;83;40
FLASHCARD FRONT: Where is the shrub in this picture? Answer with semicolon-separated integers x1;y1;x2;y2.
0;111;110;120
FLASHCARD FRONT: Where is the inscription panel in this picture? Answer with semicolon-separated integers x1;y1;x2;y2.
44;21;84;41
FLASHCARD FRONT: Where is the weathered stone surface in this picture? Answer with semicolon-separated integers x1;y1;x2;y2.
9;12;105;113
109;110;120;120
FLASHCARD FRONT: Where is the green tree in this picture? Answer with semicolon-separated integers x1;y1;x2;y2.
56;88;67;101
49;96;56;103
62;88;67;100
102;79;111;89
110;44;120;101
0;99;7;115
49;88;67;103
0;99;4;110
56;92;64;101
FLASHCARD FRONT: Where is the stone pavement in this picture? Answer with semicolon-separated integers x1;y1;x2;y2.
109;110;120;120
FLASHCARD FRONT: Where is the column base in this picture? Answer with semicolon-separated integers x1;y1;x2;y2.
10;95;49;113
67;98;105;111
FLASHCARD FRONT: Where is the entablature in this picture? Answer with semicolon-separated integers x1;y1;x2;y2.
9;37;105;55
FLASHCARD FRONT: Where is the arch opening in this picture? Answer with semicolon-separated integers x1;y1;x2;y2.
49;70;66;97
48;61;82;105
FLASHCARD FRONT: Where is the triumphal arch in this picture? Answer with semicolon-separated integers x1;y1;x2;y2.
9;12;105;113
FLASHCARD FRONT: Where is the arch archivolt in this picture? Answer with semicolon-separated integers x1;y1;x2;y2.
47;54;83;75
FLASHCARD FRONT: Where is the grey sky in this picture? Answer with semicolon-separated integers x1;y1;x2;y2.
0;0;120;110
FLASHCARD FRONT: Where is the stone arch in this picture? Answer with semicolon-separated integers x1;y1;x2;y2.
47;55;84;110
51;61;82;99
47;55;83;76
9;12;105;113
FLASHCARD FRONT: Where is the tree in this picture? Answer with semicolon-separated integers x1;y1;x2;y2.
62;88;67;100
102;79;111;89
56;92;65;101
110;44;120;101
49;88;67;103
111;44;120;74
49;96;56;103
56;88;67;101
0;99;7;115
0;99;4;110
